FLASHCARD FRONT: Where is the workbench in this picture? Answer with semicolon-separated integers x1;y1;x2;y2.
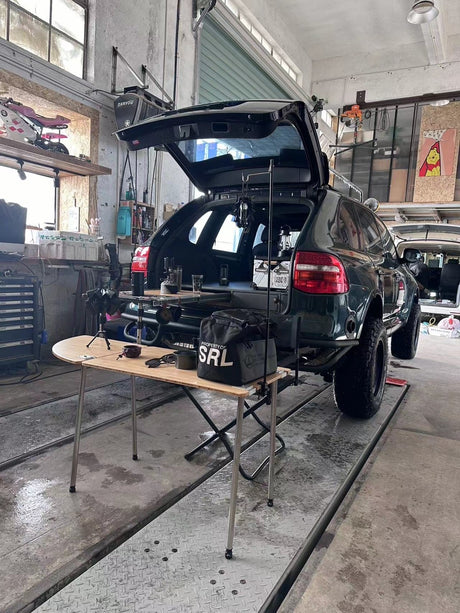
52;335;287;558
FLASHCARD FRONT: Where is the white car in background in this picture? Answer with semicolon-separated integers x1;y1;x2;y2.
392;224;460;319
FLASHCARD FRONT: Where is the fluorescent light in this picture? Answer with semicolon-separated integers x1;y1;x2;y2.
407;1;439;24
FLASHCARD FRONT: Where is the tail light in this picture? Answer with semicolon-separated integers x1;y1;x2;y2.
132;246;150;277
293;251;349;294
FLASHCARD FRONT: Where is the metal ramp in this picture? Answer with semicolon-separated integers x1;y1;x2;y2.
36;384;406;613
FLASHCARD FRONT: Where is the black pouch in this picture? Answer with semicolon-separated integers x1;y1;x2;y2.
197;309;277;386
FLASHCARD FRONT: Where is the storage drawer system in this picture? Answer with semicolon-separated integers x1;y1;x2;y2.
0;276;41;368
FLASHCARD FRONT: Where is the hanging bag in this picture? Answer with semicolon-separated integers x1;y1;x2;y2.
197;309;277;386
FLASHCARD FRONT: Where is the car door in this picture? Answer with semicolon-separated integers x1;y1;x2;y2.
357;207;396;316
374;216;400;316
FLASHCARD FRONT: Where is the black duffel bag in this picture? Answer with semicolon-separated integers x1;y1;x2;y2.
197;309;277;386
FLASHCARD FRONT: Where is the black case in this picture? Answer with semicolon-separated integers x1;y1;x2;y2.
197;309;277;386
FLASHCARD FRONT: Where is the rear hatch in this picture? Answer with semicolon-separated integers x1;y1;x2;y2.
393;223;460;256
115;99;326;193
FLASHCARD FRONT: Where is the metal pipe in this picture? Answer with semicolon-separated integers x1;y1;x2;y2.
69;366;87;493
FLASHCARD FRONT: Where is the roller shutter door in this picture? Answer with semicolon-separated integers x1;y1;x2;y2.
199;18;288;103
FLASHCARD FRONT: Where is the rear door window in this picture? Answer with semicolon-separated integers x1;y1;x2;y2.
357;207;383;255
331;201;361;250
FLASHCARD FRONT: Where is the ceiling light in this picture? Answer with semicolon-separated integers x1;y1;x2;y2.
430;99;450;106
407;1;439;25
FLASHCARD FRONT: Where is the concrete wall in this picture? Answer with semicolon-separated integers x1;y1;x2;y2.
0;0;198;353
312;39;460;111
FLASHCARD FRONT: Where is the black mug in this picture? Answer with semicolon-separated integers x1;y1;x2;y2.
131;271;144;296
174;349;197;370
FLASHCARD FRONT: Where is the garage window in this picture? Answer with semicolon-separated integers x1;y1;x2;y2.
0;0;87;78
0;166;55;231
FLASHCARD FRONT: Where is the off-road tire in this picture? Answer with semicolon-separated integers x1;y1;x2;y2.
333;317;388;419
391;301;421;360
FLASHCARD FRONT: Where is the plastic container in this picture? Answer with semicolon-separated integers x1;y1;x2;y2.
117;206;132;237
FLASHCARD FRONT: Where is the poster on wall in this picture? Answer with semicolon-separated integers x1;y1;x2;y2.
418;129;456;177
413;102;460;203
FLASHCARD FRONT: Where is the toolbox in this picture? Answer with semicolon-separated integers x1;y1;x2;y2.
0;276;41;368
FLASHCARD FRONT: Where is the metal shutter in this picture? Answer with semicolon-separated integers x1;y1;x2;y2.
199;18;288;103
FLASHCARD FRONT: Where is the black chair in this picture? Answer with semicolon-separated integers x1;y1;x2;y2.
252;226;280;258
439;262;460;301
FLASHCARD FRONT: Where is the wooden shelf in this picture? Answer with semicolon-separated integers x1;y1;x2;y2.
0;136;111;178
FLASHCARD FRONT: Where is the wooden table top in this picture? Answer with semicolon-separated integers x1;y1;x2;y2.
52;336;287;398
52;335;127;364
118;289;231;305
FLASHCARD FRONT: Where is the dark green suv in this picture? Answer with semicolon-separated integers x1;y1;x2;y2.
116;100;420;418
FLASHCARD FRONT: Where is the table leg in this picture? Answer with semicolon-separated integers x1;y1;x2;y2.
267;381;278;506
131;375;138;460
69;365;87;493
225;396;244;560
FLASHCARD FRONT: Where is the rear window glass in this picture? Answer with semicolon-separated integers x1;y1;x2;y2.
213;215;243;253
178;123;306;166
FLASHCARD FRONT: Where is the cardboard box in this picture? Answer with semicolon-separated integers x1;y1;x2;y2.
253;259;291;290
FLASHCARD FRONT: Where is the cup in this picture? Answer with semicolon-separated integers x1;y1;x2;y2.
176;265;183;291
121;344;142;358
174;349;197;370
192;274;203;293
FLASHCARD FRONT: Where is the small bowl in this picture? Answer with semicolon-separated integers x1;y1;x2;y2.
122;344;142;358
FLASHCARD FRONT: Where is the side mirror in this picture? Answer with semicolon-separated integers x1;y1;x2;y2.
364;197;379;211
320;152;330;185
402;248;421;263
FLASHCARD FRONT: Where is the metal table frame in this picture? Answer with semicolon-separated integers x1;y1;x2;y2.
53;336;286;559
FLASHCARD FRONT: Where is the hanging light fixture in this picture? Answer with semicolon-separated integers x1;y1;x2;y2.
407;1;439;24
17;159;27;180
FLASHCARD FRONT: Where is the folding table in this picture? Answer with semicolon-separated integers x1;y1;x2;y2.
53;335;287;558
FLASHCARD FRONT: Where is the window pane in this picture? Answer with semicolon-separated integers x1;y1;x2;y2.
357;207;382;255
10;7;49;60
0;167;55;228
189;211;211;244
50;30;83;77
11;0;50;22
213;215;243;252
0;0;6;39
331;202;360;250
52;0;85;43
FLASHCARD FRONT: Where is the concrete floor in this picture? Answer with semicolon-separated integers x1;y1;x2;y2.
0;333;458;612
281;332;460;613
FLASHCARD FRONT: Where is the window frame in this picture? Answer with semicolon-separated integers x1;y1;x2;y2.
2;0;88;78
